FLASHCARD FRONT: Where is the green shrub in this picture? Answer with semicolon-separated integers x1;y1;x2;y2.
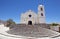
6;19;16;27
51;23;59;26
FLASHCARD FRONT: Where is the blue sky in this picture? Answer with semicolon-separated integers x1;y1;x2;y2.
0;0;60;23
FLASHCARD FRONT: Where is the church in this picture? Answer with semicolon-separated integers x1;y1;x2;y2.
20;5;46;25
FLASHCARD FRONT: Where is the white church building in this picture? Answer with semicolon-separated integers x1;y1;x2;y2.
20;5;45;25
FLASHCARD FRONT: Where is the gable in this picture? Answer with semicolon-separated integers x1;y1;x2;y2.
21;10;37;18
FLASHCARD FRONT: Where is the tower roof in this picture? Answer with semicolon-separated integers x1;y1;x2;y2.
39;5;43;6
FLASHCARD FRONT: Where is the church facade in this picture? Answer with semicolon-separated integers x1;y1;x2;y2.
20;5;45;25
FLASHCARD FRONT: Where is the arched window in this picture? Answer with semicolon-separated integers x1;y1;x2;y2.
41;8;43;11
41;13;43;16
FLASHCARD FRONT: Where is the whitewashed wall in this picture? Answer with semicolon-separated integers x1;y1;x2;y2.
20;10;38;24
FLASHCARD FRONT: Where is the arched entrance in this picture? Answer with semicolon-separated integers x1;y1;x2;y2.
28;21;32;25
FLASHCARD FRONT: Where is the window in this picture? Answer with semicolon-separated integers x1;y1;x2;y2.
41;13;43;16
41;8;43;11
29;15;32;17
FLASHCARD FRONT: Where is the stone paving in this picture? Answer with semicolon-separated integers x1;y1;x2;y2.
6;25;60;38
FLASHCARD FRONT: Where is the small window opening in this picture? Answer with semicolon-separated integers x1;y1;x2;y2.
29;15;32;17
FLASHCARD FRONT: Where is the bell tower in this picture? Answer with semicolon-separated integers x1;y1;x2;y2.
38;5;45;23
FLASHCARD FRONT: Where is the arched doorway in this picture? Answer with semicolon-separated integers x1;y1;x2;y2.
28;21;32;25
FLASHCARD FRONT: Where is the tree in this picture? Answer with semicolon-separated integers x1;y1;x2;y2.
6;19;16;27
